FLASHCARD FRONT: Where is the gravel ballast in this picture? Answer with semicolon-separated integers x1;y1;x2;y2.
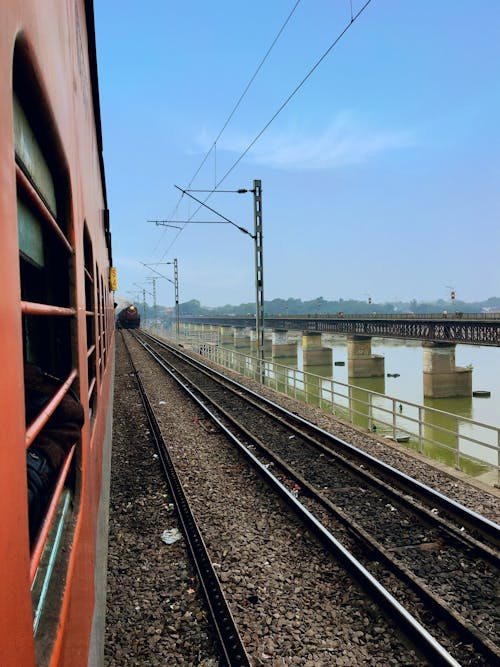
105;333;499;665
105;337;220;666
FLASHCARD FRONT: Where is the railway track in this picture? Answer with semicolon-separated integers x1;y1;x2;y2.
130;330;500;665
120;331;250;666
126;333;446;665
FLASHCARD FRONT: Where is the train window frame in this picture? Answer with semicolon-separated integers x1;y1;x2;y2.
84;224;98;423
100;273;107;368
13;47;82;647
96;265;103;380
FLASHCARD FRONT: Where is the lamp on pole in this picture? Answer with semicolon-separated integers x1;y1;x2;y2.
446;285;456;305
156;180;265;379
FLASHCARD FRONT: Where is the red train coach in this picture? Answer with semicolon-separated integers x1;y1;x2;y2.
0;1;114;665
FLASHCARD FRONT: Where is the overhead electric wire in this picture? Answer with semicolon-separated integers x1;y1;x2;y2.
159;0;373;261
151;0;302;256
216;0;372;187
186;0;303;189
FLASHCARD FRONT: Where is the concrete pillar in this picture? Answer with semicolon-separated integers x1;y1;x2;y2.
250;329;272;352
233;327;250;348
347;335;384;378
218;326;233;345
422;342;472;398
271;330;297;358
302;331;332;366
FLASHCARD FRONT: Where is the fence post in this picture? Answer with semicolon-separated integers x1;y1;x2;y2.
392;399;397;440
497;430;500;488
418;406;424;454
368;393;372;431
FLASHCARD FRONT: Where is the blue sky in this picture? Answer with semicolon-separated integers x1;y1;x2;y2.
94;1;499;309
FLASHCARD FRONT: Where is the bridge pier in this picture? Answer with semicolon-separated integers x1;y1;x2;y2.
272;330;297;358
423;342;472;398
347;335;385;378
233;327;250;348
218;326;233;345
302;332;332;365
249;329;272;352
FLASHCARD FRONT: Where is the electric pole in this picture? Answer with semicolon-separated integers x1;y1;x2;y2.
253;180;265;379
173;258;180;339
146;277;157;324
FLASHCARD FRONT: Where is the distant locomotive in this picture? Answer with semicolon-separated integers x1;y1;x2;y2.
117;305;141;329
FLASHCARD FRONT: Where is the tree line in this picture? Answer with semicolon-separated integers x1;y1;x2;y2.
135;296;500;320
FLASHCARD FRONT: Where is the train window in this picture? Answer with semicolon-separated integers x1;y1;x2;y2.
84;225;97;420
15;90;73;377
101;274;107;367
96;266;103;378
105;279;110;358
13;64;81;645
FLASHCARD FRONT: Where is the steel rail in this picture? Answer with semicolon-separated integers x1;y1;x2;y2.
135;333;463;667
138;333;500;665
141;331;500;548
120;332;250;667
172;357;500;561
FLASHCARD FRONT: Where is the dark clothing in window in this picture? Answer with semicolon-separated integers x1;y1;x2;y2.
25;364;84;469
24;364;84;542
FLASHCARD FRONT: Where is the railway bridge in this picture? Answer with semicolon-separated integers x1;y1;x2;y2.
178;314;500;398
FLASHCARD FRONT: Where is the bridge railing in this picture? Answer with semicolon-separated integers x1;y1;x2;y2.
192;342;499;486
180;312;500;322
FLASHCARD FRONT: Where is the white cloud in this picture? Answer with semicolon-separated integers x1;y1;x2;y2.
191;112;415;170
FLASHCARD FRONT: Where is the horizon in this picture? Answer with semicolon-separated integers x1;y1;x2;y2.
116;294;500;313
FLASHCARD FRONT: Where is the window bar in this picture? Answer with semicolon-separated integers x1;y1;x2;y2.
25;369;78;448
21;301;75;317
29;445;76;583
88;376;96;401
16;164;73;254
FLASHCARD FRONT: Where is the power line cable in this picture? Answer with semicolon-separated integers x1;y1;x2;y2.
216;0;372;187
152;0;302;256
186;0;303;189
160;0;372;260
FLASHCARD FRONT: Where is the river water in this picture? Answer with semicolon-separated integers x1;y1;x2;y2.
220;334;499;483
162;323;499;482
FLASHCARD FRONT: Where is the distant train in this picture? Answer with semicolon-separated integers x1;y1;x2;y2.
117;305;141;329
1;1;114;665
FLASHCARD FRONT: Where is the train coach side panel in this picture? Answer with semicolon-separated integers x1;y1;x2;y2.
0;1;113;665
0;6;36;663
